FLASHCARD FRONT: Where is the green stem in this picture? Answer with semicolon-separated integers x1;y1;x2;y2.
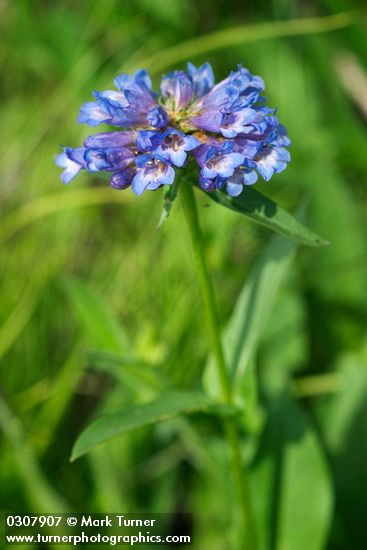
180;183;230;403
179;181;256;550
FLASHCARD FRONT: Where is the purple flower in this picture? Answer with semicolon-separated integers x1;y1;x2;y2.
78;69;155;127
197;142;244;179
255;145;291;181
57;62;290;196
154;128;200;167
83;146;134;172
160;71;193;111
189;65;264;133
220;108;258;138
147;106;170;129
84;131;136;148
132;155;175;196
187;62;215;98
56;147;85;184
199;175;217;192
110;167;136;190
225;168;258;197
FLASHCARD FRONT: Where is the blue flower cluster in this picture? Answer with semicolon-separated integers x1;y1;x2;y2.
56;63;290;197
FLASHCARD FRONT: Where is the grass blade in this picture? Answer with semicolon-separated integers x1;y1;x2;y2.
61;277;128;353
128;12;356;73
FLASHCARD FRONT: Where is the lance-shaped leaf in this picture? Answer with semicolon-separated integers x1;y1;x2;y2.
204;223;300;405
198;186;328;247
251;392;333;550
157;177;180;228
71;390;238;461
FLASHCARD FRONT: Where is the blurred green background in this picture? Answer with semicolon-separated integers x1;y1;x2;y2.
1;1;367;549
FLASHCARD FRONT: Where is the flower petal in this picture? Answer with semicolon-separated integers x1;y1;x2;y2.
132;158;175;195
161;70;193;110
131;170;150;196
55;147;85;184
255;146;291;181
147;106;170;129
199;175;216;192
201;149;244;179
135;130;161;152
78;102;111;126
226;181;243;197
155;129;200;167
187;62;215;98
84;131;136;148
110;168;136;190
220;108;257;138
84;147;134;172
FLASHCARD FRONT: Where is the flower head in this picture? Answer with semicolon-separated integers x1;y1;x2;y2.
56;63;290;197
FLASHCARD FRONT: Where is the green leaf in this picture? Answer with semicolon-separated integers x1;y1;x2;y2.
61;277;128;353
251;393;333;550
157;178;179;227
261;284;307;381
315;353;367;550
71;390;237;461
0;397;69;514
87;350;170;394
198;186;328;247
204;227;299;405
317;353;367;452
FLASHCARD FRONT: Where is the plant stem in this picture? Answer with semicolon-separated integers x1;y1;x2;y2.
179;181;256;550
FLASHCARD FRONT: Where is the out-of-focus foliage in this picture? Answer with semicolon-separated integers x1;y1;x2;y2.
0;1;366;549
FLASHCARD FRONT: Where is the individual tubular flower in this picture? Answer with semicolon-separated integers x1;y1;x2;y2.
56;63;290;197
152;128;200;167
195;142;245;179
160;70;193;111
132;155;175;196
